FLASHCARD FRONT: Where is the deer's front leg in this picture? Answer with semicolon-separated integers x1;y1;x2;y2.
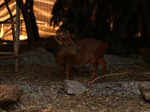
65;63;70;80
98;58;107;73
91;62;98;79
88;61;98;83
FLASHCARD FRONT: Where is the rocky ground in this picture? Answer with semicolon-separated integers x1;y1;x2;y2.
0;47;150;112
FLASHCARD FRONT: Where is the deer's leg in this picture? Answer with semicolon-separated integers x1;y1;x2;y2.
98;58;107;73
91;61;98;80
88;58;107;85
87;61;98;85
65;63;70;80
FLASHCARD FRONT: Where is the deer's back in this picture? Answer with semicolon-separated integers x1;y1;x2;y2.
75;38;108;64
56;38;108;66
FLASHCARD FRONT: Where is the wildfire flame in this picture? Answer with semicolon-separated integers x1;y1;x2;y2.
110;22;113;31
136;32;142;38
0;23;27;40
0;24;4;38
19;35;27;40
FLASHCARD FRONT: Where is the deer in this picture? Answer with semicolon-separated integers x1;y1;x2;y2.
54;32;108;84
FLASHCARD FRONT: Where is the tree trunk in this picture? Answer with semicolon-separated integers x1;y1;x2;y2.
142;0;150;46
14;0;20;72
16;0;39;42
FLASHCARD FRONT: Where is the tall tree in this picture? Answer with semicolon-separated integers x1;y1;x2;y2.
16;0;39;42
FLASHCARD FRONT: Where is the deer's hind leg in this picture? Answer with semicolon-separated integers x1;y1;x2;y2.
88;58;107;85
90;57;107;80
87;61;98;84
98;58;107;73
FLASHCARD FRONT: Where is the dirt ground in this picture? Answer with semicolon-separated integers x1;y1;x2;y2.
0;47;150;112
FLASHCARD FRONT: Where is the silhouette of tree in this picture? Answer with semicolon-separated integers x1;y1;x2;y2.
16;0;39;42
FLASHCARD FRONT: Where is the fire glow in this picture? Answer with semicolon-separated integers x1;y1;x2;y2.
19;35;27;40
136;32;142;38
0;24;27;40
0;24;4;38
0;0;57;41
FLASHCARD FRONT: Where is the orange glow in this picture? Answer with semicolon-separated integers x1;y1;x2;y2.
35;0;55;6
23;0;26;4
0;24;4;38
0;0;59;40
19;35;27;40
110;22;113;31
0;1;16;21
136;32;142;38
106;16;114;32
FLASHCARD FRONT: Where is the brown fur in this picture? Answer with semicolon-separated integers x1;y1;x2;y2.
56;38;108;80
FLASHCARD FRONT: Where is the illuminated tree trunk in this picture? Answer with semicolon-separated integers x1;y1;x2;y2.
14;0;20;72
4;0;15;40
16;0;39;42
5;0;20;72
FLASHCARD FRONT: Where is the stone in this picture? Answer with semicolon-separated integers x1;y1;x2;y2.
0;85;22;105
139;82;150;90
64;80;87;95
139;82;150;102
0;108;7;112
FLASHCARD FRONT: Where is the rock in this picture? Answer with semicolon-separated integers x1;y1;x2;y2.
139;82;150;90
89;81;141;97
20;47;56;66
139;83;150;102
141;90;150;102
0;85;22;105
0;108;7;112
64;80;87;95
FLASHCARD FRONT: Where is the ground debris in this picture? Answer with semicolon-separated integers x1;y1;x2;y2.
0;53;150;112
0;85;22;106
139;82;150;102
64;80;87;95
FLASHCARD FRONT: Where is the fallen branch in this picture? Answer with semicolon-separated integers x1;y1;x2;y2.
88;71;150;85
88;72;129;85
